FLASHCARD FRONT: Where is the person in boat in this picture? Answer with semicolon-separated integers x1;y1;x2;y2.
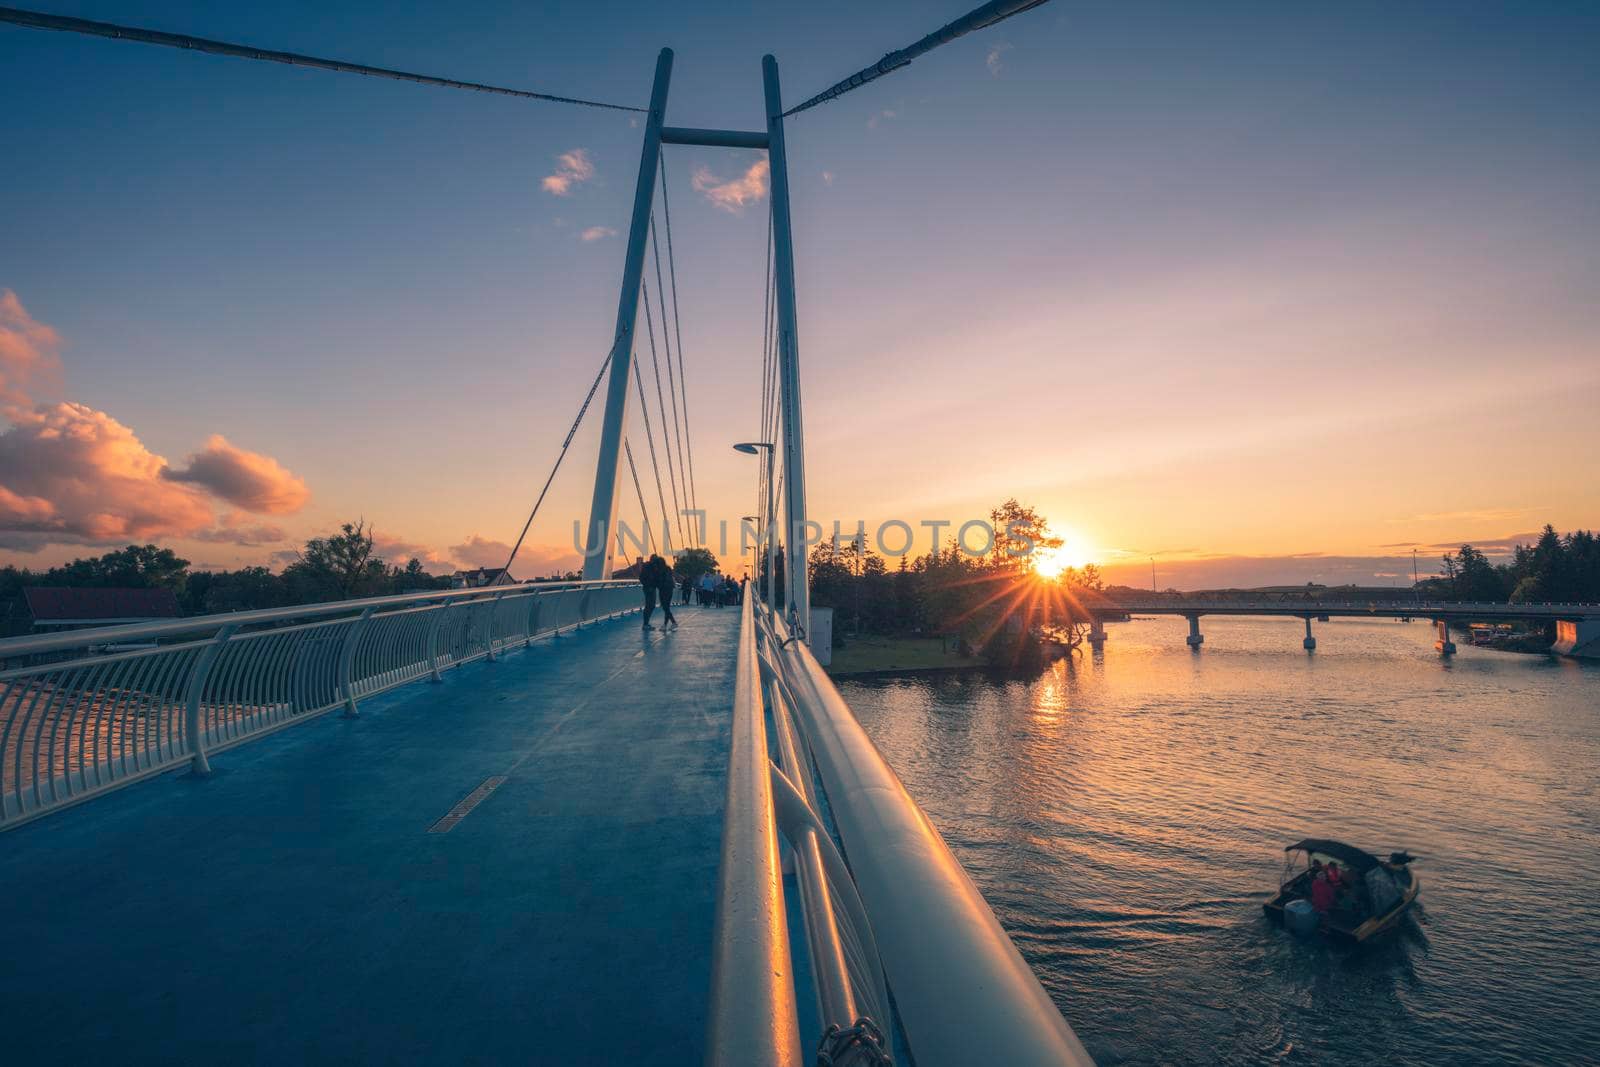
1325;861;1347;891
1310;867;1336;914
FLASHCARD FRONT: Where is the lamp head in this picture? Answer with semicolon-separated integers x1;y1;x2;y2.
733;441;771;455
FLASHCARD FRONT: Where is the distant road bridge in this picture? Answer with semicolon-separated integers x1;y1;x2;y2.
1087;599;1600;656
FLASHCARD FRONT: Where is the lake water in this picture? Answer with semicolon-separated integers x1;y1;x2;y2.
837;616;1600;1065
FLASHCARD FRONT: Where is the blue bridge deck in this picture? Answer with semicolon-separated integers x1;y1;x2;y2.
0;607;738;1063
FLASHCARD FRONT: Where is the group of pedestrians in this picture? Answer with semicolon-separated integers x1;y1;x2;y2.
637;554;744;630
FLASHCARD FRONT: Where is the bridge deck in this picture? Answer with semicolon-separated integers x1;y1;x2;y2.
0;606;738;1063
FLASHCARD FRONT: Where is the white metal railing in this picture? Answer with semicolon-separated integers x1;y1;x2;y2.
0;580;638;829
707;595;1095;1066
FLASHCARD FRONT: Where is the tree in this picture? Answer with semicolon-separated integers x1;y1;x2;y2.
49;544;191;591
200;567;289;614
987;499;1062;573
672;547;718;585
282;520;386;601
1453;544;1506;602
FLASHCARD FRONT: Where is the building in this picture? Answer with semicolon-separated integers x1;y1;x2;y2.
449;567;516;589
21;587;183;631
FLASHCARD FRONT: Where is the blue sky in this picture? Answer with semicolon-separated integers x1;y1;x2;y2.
3;1;1598;585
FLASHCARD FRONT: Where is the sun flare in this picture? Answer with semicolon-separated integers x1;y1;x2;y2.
1031;534;1095;579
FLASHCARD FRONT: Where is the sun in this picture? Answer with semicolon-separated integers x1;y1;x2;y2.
1030;533;1096;579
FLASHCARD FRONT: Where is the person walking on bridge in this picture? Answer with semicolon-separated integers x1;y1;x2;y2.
653;555;678;630
640;554;676;630
639;555;660;630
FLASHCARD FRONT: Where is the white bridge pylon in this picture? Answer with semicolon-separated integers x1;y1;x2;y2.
581;48;811;637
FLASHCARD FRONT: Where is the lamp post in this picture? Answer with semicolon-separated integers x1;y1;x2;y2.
740;515;761;600
733;442;776;610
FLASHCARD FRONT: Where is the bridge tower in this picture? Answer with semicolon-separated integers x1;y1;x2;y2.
581;50;812;641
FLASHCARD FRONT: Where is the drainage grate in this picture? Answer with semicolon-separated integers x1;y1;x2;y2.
427;775;508;833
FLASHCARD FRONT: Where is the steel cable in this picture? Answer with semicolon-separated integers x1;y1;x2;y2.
0;6;645;112
500;350;612;577
783;0;1052;117
630;354;676;552
649;215;692;546
657;153;699;533
640;276;687;550
623;438;656;556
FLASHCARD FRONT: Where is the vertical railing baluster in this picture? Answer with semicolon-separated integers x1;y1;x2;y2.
486;593;506;662
184;625;239;777
338;608;376;718
426;601;450;682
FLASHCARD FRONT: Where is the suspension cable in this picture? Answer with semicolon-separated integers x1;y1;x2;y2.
649;213;692;545
500;349;612;577
0;6;645;112
623;437;656;556
758;207;775;524
640;276;688;550
657;152;699;531
628;352;675;551
783;0;1053;117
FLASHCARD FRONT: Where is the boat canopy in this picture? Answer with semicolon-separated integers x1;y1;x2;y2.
1285;838;1383;873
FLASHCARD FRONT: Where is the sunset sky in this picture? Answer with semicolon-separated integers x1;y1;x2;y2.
3;1;1597;588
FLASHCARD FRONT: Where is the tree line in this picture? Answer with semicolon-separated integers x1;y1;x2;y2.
799;500;1104;661
1;521;495;631
1423;526;1600;604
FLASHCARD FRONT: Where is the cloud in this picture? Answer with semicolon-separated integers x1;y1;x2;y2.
450;533;577;576
821;171;835;186
986;42;1012;77
579;225;618;242
867;109;898;130
0;401;216;549
1382;508;1529;524
449;534;514;569
691;159;769;213
164;434;310;514
541;148;595;196
0;294;312;553
191;512;288;546
0;289;63;415
370;532;453;570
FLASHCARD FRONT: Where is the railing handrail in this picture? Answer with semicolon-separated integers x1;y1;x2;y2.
0;579;632;658
765;609;1094;1066
706;593;803;1066
2;579;641;828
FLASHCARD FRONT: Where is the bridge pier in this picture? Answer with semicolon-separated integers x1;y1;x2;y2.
1302;616;1316;651
1553;619;1600;659
1088;618;1106;649
1185;614;1203;648
1433;619;1456;655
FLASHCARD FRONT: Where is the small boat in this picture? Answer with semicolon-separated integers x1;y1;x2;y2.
1263;838;1419;943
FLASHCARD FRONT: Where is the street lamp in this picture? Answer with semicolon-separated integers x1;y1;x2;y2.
740;515;761;596
733;442;776;610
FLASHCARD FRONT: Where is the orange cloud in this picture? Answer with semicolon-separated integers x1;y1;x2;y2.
0;289;63;415
191;511;287;546
450;533;575;576
691;159;769;213
541;148;595;196
0;401;215;549
0;293;312;553
164;434;310;514
371;532;453;571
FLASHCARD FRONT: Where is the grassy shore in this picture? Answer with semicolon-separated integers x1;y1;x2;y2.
825;635;985;676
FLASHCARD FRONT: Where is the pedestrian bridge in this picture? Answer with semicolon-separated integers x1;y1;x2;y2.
0;581;1092;1066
